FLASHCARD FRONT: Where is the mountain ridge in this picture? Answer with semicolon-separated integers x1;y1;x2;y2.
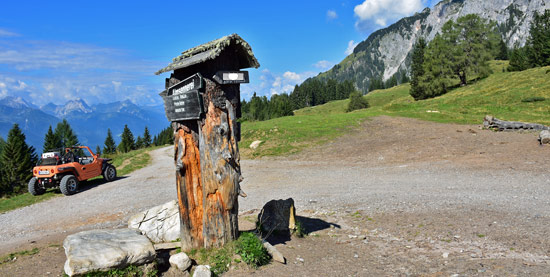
315;0;550;93
0;97;168;152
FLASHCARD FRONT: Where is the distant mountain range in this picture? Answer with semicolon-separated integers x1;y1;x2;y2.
0;96;168;153
315;0;550;92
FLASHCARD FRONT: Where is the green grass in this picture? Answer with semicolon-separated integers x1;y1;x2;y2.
0;145;165;214
0;190;60;214
103;145;164;177
0;248;39;265
241;62;550;158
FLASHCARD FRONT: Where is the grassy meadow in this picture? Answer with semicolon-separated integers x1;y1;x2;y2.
241;61;550;158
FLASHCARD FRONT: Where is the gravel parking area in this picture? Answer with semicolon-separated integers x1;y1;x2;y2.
1;116;549;276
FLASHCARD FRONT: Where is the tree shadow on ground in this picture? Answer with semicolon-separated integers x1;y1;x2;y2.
77;176;128;193
265;215;341;246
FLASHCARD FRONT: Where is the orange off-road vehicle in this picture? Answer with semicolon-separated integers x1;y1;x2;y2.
28;146;117;196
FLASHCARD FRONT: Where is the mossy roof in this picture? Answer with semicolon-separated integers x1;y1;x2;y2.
155;34;260;75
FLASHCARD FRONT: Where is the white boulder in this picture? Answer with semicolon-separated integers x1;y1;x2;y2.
63;229;155;276
128;200;181;243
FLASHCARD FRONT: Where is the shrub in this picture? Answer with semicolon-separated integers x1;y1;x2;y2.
521;96;546;102
235;232;271;268
346;91;369;112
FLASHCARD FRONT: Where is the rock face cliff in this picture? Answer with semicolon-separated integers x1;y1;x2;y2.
316;0;550;93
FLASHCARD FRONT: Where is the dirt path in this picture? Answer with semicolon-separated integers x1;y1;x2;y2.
1;116;550;276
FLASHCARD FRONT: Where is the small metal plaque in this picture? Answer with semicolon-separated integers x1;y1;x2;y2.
213;71;249;84
159;73;204;121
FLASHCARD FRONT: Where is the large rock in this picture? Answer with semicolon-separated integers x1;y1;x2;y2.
169;252;192;271
128;200;181;243
258;198;296;234
193;265;212;277
63;229;155;276
540;130;550;145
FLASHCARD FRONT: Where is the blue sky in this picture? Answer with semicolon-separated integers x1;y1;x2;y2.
0;0;436;106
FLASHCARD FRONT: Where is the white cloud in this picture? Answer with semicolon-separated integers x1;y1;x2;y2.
345;40;359;55
0;82;6;97
327;10;338;20
242;69;316;99
0;29;20;37
0;36;163;106
283;71;301;81
314;60;334;70
354;0;423;28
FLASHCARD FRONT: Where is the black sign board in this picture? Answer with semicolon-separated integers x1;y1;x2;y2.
160;74;204;121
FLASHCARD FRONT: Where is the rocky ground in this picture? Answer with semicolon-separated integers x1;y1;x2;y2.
1;116;549;276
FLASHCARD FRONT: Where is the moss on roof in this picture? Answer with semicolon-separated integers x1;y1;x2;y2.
155;34;260;75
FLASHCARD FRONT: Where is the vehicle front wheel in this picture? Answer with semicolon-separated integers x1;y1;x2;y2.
103;164;117;182
28;177;44;196
60;175;78;196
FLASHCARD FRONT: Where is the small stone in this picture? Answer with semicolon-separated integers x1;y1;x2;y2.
354;254;359;258
296;257;304;262
359;235;367;240
442;252;449;259
193;265;211;277
450;274;459;277
471;254;477;258
249;140;262;149
169;252;192;271
453;235;460;239
348;235;358;239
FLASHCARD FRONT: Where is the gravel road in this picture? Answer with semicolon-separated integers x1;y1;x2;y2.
0;146;177;253
1;116;549;276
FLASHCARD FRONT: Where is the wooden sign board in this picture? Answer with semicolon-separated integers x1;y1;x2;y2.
160;74;204;121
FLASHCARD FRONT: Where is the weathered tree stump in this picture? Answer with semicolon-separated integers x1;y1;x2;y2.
157;34;259;251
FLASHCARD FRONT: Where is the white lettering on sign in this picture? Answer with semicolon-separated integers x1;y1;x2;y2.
173;82;195;95
175;108;186;112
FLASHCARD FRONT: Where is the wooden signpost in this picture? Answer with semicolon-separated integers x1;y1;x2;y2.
156;34;259;251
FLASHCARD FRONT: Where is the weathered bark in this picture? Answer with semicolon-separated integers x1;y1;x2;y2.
173;122;203;251
483;115;549;131
170;76;241;250
199;79;241;247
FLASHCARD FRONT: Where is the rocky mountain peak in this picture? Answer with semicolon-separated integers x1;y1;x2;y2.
317;0;550;93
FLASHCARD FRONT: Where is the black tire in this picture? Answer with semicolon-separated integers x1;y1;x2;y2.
60;175;78;196
103;164;117;182
28;177;44;196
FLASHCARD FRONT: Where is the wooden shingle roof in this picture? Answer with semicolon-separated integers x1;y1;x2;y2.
155;34;260;75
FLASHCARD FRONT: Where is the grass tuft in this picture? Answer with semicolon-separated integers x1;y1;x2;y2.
235;232;271;268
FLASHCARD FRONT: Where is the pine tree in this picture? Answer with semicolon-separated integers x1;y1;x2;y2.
118;125;135;153
507;46;529;71
0;124;37;196
495;39;509;60
526;10;550;67
54;119;78;148
135;136;144;149
103;129;117;154
346;91;369;112
410;37;427;100
0;136;6;154
43;125;59;152
441;14;498;86
142;127;152;148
